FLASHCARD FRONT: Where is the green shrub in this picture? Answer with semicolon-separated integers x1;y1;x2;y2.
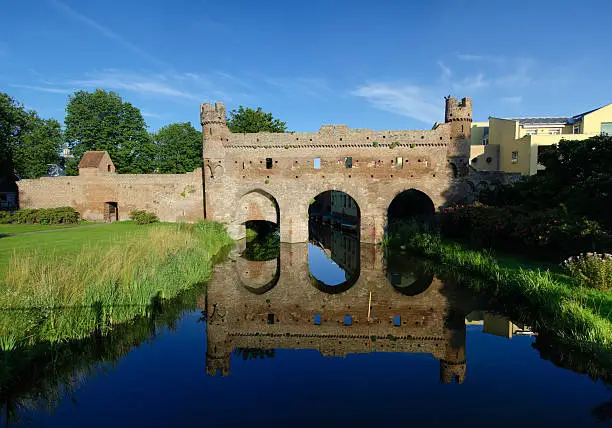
438;203;611;260
562;253;612;291
0;211;11;224
10;207;80;224
129;210;159;225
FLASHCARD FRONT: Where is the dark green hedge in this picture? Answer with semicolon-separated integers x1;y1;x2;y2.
4;207;81;224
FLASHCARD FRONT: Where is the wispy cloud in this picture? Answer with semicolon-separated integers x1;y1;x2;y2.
456;53;505;63
501;95;522;104
68;70;200;99
141;111;162;119
10;84;72;94
50;0;167;67
437;61;452;81
265;77;331;98
351;83;441;124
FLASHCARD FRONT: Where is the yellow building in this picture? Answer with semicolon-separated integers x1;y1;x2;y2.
470;104;612;175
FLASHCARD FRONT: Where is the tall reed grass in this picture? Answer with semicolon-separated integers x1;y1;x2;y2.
386;222;612;358
0;221;232;346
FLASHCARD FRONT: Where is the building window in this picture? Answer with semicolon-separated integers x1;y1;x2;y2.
548;129;561;135
601;122;612;136
396;157;403;168
313;157;321;169
266;158;273;169
486;157;493;164
267;313;275;324
393;315;401;327
314;314;322;325
511;151;519;164
573;124;581;134
525;129;537;135
344;315;353;326
345;157;352;168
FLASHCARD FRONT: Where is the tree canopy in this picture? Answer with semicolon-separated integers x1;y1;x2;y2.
227;106;287;133
64;89;154;174
482;135;612;230
0;92;63;180
151;122;202;173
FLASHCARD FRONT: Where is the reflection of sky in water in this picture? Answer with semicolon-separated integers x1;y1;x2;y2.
308;243;347;286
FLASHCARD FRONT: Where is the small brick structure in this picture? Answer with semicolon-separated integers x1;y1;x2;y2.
17;96;517;233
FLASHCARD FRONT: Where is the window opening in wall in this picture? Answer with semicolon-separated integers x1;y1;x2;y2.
396;157;403;168
266;158;273;169
601;122;612;136
525;129;537;135
344;315;353;326
548;129;561;135
486;157;493;164
107;165;111;172
573;124;581;134
267;313;275;324
345;157;352;168
313;157;321;169
511;151;519;164
314;314;322;325
393;315;401;327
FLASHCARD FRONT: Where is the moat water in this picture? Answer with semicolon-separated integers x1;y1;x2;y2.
1;223;611;427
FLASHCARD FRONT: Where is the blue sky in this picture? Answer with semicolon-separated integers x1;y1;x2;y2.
2;0;611;132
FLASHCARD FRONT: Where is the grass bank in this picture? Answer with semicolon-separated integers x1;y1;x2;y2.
385;226;612;361
0;223;87;235
0;221;233;347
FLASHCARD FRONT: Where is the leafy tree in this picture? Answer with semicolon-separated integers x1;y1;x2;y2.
0;93;27;181
482;135;612;230
151;122;202;173
227;106;287;133
0;92;62;180
64;89;154;174
12;113;62;179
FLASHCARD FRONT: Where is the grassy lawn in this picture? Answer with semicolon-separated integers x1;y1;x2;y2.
0;222;145;272
0;221;233;347
0;223;93;235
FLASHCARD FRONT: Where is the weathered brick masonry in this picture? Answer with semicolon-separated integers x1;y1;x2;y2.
18;151;204;222
202;97;476;243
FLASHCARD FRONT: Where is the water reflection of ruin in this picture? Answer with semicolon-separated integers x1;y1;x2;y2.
206;238;479;384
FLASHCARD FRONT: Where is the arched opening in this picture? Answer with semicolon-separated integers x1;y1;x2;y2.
307;190;360;294
237;220;280;294
234;189;280;243
385;254;434;296
387;189;435;227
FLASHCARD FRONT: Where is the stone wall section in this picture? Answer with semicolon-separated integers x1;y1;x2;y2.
202;98;474;243
18;169;204;222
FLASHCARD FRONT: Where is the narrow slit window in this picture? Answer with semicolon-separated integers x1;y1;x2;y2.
267;313;275;324
314;157;321;169
266;158;273;169
393;315;401;327
396;157;403;168
345;157;352;168
511;151;519;164
344;315;353;326
314;314;322;325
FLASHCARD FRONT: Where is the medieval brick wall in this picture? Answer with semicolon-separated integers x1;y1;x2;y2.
201;98;474;243
17;169;204;222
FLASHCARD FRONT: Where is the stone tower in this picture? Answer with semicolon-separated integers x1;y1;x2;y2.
444;96;472;177
200;102;229;160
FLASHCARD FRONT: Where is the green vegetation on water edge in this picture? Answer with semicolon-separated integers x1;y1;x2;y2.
0;221;233;347
385;225;612;363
